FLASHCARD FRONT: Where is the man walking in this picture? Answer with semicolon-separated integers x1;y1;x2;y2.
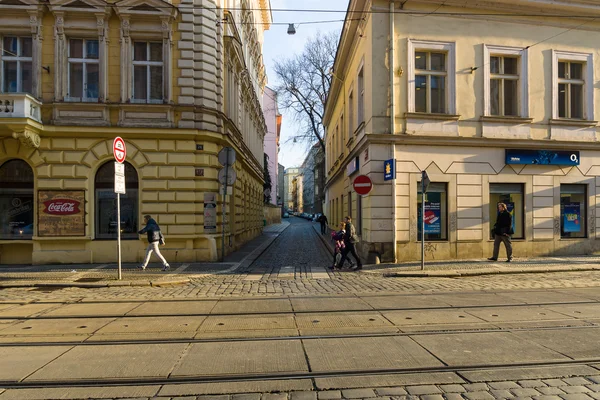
138;214;170;271
318;213;329;234
339;216;363;271
488;203;513;262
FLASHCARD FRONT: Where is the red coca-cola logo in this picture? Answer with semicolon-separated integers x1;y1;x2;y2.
43;199;81;215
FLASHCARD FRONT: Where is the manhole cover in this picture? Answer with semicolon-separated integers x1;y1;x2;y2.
74;278;104;282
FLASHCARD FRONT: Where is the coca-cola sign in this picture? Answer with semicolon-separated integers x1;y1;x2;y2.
43;199;81;216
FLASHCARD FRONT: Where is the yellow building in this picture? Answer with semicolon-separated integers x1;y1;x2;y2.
325;0;600;263
0;0;271;265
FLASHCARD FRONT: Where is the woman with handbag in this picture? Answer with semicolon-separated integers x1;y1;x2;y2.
339;216;363;271
138;214;171;271
488;203;513;262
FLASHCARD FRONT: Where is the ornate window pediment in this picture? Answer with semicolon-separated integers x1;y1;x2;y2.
114;0;177;19
49;0;110;13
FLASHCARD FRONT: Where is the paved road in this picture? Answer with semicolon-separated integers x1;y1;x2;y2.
1;216;600;399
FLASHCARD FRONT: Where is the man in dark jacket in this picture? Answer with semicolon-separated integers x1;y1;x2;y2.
138;214;170;271
488;203;513;262
318;214;329;234
339;216;363;271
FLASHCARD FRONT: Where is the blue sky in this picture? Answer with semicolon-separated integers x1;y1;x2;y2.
263;0;350;169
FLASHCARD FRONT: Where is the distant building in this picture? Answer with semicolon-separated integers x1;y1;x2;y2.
293;174;303;213
284;167;301;210
301;144;321;214
263;87;282;205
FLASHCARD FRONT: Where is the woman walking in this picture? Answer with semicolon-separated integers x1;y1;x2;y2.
138;214;170;271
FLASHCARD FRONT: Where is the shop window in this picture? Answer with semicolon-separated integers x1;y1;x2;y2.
489;183;524;239
94;161;139;239
0;159;34;239
561;184;587;238
417;182;447;241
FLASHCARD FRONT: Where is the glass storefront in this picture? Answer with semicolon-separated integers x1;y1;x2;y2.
489;183;524;239
95;161;139;239
561;184;587;238
0;160;34;240
417;182;447;240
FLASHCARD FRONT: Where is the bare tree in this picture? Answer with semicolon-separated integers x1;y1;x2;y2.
273;31;339;154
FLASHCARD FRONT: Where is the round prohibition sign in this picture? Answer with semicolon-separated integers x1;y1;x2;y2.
113;137;127;164
353;174;373;196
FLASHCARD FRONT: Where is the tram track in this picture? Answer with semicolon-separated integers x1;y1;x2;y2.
0;298;598;320
2;357;600;389
0;319;598;347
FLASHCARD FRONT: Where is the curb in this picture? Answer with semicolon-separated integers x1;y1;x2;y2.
381;266;600;278
0;278;192;289
235;222;292;271
313;224;334;256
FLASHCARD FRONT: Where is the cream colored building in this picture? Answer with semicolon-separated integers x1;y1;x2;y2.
0;0;271;265
325;0;600;263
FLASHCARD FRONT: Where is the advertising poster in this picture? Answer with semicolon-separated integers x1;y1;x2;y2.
418;192;441;235
563;203;581;233
204;193;217;234
38;191;85;237
505;149;579;166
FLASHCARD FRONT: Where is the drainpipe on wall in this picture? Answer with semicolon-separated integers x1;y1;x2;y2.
390;0;397;263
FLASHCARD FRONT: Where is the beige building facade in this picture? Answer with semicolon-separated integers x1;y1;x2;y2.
0;0;271;265
325;0;600;263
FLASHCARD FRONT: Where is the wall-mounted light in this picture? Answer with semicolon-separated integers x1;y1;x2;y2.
287;24;296;35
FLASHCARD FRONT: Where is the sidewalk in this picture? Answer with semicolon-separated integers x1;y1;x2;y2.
312;223;600;277
0;221;290;289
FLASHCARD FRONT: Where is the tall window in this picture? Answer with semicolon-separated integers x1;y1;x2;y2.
490;56;519;116
339;114;345;154
561;184;587;239
357;67;364;125
0;160;34;239
414;51;447;113
133;42;163;103
558;61;585;119
348;90;354;135
417;182;448;241
1;36;32;94
489;183;524;239
95;162;139;239
68;39;99;101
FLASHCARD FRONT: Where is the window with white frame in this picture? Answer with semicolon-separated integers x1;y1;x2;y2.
484;45;528;118
552;51;593;121
348;90;354;134
357;66;364;125
68;39;99;101
1;36;32;94
132;41;163;103
408;40;456;115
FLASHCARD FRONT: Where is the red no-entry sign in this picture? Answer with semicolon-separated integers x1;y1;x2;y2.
113;137;127;164
353;175;372;196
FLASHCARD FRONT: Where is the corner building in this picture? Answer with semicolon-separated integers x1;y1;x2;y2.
325;0;600;263
0;0;270;264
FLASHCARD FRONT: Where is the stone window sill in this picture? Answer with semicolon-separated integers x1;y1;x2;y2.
550;118;597;127
406;112;460;121
481;116;533;124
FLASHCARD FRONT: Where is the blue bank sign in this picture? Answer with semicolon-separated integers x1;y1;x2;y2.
383;159;395;181
505;149;580;166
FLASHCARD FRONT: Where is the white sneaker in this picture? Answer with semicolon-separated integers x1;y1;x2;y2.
161;264;170;271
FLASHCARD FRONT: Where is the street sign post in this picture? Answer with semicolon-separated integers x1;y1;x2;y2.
218;147;236;261
353;175;373;196
421;171;430;271
113;137;127;280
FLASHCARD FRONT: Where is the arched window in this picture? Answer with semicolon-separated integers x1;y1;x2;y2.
0;159;34;239
95;161;139;239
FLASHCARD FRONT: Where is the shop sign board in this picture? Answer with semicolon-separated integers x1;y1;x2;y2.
563;203;582;233
38;190;85;237
418;192;441;234
346;157;359;176
204;193;217;234
505;149;580;166
384;159;395;181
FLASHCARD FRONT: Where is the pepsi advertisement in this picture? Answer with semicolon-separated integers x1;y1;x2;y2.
505;149;580;166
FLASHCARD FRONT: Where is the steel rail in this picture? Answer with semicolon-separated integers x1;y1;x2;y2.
0;299;598;320
0;321;597;347
2;358;600;389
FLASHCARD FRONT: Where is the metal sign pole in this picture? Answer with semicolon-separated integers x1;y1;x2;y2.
421;180;425;271
117;193;122;280
221;161;229;262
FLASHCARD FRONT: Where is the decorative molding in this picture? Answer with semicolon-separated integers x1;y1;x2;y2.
12;129;41;149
